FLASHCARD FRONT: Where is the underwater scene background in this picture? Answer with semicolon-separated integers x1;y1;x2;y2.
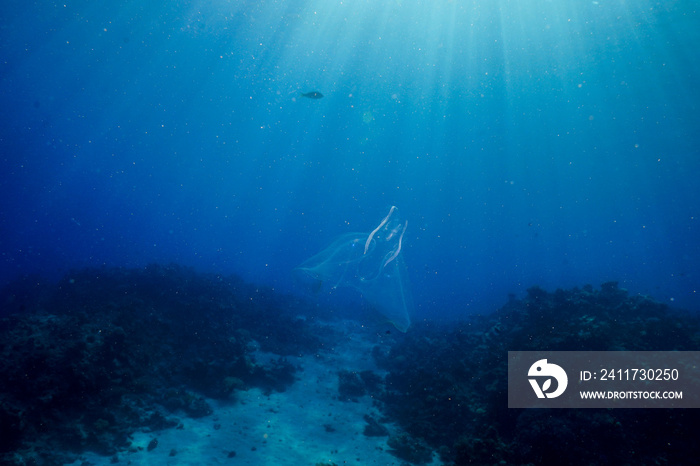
1;0;699;465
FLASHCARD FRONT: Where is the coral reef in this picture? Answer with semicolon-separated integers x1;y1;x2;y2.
387;432;433;464
373;283;700;465
362;414;389;437
337;369;383;401
4;270;700;466
0;265;322;465
337;370;367;400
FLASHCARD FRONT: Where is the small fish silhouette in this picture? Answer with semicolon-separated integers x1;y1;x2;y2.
300;91;324;99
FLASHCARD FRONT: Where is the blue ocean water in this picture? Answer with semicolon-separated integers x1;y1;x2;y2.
1;0;698;321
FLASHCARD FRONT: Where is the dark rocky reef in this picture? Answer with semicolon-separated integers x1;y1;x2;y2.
337;369;383;401
373;283;700;465
0;265;322;465
362;414;389;437
387;432;434;464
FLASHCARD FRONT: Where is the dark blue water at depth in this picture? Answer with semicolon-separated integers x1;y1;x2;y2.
1;0;698;320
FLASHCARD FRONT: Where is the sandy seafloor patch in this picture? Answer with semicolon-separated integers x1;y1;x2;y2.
67;321;442;466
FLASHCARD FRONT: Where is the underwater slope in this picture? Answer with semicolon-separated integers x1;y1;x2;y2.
2;268;700;465
374;283;700;465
